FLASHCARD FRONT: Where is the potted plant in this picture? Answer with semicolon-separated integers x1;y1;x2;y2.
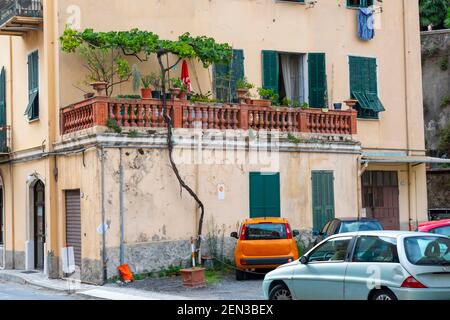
253;88;278;108
301;102;310;110
236;77;254;101
140;75;153;99
333;103;343;110
89;81;108;96
344;99;358;110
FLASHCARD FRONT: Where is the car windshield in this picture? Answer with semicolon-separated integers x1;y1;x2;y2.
245;223;287;240
339;221;383;233
404;236;450;266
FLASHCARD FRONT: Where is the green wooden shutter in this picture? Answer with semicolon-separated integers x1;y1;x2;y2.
312;171;335;232
231;49;245;102
0;67;5;125
26;51;39;120
349;56;384;118
0;67;6;153
262;50;279;93
308;53;326;108
250;173;281;218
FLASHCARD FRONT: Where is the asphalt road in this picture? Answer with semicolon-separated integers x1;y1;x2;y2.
0;280;84;300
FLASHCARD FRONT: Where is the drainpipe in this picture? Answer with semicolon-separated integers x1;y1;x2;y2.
100;146;107;283
8;36;15;269
357;157;369;219
119;148;125;265
402;0;413;230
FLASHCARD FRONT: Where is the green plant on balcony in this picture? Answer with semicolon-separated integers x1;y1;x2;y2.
257;88;279;106
60;27;232;268
77;45;132;96
107;118;122;134
301;102;310;110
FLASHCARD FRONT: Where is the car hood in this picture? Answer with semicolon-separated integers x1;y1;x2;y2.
277;260;299;269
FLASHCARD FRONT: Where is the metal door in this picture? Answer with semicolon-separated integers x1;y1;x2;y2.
65;190;81;268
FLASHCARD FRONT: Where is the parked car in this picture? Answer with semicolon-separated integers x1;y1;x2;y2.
418;219;450;237
231;217;300;281
263;231;450;300
314;218;383;245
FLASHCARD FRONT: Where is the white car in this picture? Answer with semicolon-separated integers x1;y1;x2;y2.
263;231;450;300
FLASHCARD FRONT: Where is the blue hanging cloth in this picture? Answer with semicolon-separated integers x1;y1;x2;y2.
358;8;375;41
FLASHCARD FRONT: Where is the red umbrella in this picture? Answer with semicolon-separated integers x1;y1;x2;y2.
180;60;192;93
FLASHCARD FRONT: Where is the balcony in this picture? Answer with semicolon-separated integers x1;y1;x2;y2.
60;97;358;137
0;0;42;36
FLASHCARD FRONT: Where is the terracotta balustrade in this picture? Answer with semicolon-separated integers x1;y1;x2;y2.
60;97;358;136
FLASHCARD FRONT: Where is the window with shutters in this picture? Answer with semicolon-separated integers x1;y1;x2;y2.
25;50;39;121
349;56;385;119
213;49;244;102
262;51;310;107
347;0;373;8
249;173;281;218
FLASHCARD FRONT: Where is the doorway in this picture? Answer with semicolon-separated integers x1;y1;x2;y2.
362;171;400;230
33;180;45;270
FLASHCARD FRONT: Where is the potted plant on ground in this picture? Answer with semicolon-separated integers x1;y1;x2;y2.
236;77;254;102
253;88;278;108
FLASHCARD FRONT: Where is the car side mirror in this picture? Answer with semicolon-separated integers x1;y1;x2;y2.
293;230;300;237
230;232;238;239
300;256;309;265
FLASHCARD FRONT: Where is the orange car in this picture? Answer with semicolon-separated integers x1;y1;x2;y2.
231;217;300;280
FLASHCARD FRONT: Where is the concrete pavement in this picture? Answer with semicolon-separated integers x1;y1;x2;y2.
0;281;84;300
0;269;191;300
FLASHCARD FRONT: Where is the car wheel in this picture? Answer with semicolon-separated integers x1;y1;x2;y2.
235;269;247;281
371;290;397;301
269;284;293;301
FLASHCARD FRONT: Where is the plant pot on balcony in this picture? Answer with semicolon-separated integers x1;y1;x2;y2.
180;268;206;288
90;82;108;96
179;91;187;100
252;99;272;108
237;89;249;99
141;88;152;99
170;88;181;99
84;92;95;100
152;90;162;99
333;103;342;110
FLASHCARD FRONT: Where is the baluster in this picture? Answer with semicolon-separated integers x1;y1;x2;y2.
186;106;193;128
213;108;218;129
202;107;208;129
143;104;149;127
234;109;239;129
248;110;254;129
182;106;188;128
207;107;213;129
123;104;130;127
226;109;231;129
137;103;144;127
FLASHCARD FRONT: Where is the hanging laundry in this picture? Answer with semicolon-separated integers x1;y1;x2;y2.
358;7;375;41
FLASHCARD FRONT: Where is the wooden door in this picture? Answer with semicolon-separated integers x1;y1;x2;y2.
362;171;400;230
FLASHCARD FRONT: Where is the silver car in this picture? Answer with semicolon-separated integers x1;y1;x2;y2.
263;231;450;300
